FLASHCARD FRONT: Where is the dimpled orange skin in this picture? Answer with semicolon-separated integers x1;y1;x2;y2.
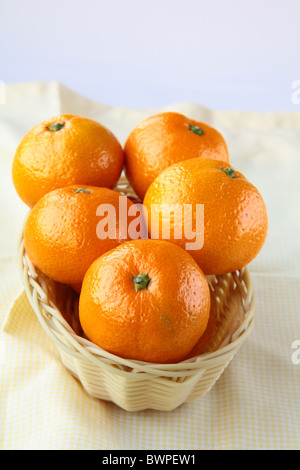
12;114;124;208
79;239;210;364
143;158;268;275
24;185;135;285
184;291;219;359
124;111;230;200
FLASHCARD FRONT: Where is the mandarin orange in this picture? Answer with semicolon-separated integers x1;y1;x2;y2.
143;158;268;275
79;239;210;363
184;290;219;358
24;185;135;285
12;114;124;207
124;111;229;200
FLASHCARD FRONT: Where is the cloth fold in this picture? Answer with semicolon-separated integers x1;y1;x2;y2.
0;81;300;449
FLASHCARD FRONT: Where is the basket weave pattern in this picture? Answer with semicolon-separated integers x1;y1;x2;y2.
18;176;255;412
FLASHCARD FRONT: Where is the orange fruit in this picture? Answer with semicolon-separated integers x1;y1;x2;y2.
124;111;229;200
185;290;219;358
12;114;124;207
143;158;268;275
24;185;135;285
79;239;210;363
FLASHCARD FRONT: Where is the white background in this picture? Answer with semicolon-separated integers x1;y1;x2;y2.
1;0;300;111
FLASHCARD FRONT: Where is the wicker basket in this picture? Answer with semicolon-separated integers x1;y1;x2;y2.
18;176;255;412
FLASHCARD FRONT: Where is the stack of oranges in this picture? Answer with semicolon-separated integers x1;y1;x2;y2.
12;112;268;364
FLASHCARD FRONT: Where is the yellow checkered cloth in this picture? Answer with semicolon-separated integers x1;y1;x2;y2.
1;82;300;449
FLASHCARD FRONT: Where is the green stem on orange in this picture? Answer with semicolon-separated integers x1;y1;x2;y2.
47;122;65;132
72;188;92;194
189;123;204;136
131;273;151;292
221;167;237;178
